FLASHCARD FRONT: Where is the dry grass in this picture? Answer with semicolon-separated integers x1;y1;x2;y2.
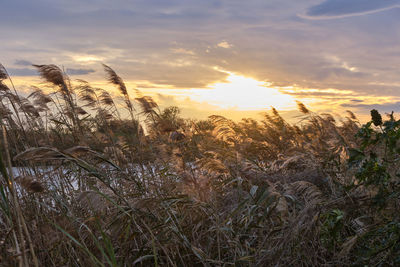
0;62;394;266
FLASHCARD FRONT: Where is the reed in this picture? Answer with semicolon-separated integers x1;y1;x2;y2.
0;62;397;266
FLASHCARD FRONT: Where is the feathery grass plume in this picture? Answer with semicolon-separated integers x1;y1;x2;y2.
98;90;114;106
103;64;134;114
5;92;20;103
271;107;288;128
28;87;52;107
74;106;87;116
33;64;67;90
3;93;26;126
296;101;310;114
0;64;10;91
288;181;324;205
0;102;13;119
135;95;158;115
321;113;336;124
33;64;83;137
346;110;357;120
263;112;273;124
265;107;286;128
95;89;120;120
209;115;237;142
97;108;114;120
15;176;45;193
135;95;161;131
0;63;9;80
19;97;40;118
76;80;98;108
0;63;33;139
195;157;229;175
102;64;127;96
0;81;10;92
271;107;281;118
33;65;78;114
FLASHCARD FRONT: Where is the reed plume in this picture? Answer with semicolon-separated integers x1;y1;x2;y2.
296;101;310;114
0;60;392;266
33;64;67;91
0;63;9;80
103;64;134;117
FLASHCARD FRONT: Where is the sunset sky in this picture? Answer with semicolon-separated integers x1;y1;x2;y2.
1;0;400;121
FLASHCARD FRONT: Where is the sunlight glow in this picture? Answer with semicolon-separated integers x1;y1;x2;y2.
190;71;295;110
72;55;104;62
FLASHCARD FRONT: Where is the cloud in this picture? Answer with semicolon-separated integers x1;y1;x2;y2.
7;66;95;76
341;101;400;114
313;67;368;80
217;41;233;49
15;59;33;66
66;68;95;75
170;48;195;55
1;0;400;118
7;68;37;76
305;0;400;19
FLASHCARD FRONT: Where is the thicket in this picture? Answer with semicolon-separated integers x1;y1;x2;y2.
0;62;399;266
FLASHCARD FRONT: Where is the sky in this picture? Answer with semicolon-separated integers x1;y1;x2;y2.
1;0;399;121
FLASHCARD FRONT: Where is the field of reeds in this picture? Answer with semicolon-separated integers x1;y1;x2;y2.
0;62;399;266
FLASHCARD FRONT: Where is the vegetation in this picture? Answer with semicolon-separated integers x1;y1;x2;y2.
0;62;399;266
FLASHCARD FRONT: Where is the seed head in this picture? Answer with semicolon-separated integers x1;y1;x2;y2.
370;109;382;126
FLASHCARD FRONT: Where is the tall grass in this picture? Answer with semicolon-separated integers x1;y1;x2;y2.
0;62;398;266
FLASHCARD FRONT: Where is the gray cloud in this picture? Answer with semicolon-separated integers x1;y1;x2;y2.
305;0;400;19
7;68;37;76
341;101;400;114
15;59;33;66
0;0;400;115
312;67;369;80
6;66;95;77
66;68;95;75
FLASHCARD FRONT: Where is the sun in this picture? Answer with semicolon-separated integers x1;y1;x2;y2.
190;71;295;110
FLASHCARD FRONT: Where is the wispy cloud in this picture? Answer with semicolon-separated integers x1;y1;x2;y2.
66;68;95;75
217;41;233;49
341;101;400;114
7;68;37;76
170;48;195;55
1;0;400;117
6;67;95;77
15;59;33;66
304;0;400;19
